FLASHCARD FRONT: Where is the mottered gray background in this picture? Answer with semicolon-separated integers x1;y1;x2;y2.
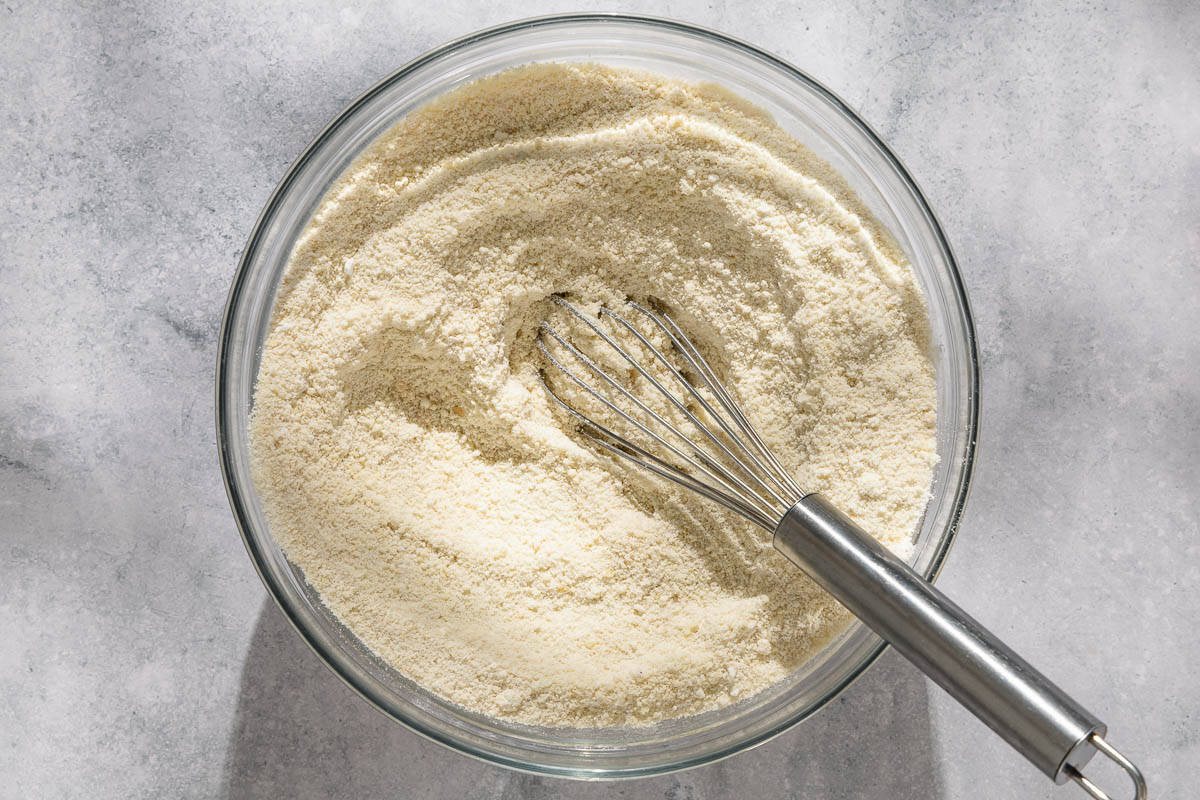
2;1;1196;798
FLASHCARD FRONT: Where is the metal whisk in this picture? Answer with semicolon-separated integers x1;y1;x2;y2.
538;296;1145;800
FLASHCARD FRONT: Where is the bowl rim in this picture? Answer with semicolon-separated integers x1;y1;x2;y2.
216;11;980;778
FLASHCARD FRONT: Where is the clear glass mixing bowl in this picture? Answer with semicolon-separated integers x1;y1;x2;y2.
216;13;979;778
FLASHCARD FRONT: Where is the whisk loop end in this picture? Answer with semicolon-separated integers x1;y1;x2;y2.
536;296;803;531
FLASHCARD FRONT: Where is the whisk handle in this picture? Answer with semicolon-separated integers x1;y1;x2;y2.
774;494;1141;795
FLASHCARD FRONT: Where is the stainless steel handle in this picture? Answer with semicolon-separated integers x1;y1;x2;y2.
774;494;1146;799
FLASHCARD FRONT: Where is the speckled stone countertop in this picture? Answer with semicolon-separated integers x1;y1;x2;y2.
2;2;1196;798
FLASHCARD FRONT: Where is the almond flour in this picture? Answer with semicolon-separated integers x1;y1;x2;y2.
249;63;937;727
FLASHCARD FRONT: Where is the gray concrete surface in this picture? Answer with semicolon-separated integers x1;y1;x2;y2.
2;1;1196;798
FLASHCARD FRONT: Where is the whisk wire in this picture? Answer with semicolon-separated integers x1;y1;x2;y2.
664;312;803;499
544;299;777;506
555;300;791;514
537;325;779;523
620;303;803;502
538;297;805;527
538;355;778;529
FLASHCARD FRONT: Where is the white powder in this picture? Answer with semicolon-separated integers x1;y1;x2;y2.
249;64;937;727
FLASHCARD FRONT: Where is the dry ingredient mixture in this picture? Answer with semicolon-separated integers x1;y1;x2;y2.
250;64;937;727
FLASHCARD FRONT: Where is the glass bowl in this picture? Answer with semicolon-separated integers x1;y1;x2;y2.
216;13;979;779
